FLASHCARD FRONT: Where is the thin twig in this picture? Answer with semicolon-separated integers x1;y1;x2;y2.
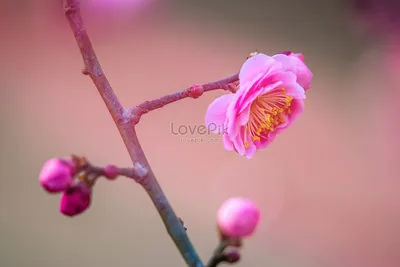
206;239;241;267
131;74;239;123
206;241;229;267
84;164;146;181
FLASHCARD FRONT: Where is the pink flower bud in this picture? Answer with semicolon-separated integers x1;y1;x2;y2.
225;251;241;263
104;164;119;180
217;197;260;238
60;183;92;217
39;158;73;193
189;84;204;99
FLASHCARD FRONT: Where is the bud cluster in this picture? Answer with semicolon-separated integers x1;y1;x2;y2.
39;155;120;217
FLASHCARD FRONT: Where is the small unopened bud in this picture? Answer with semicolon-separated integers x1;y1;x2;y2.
39;158;73;193
224;251;241;263
104;164;119;180
217;197;260;238
60;182;92;217
189;84;204;99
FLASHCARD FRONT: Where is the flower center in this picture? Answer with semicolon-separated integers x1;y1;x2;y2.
244;88;293;148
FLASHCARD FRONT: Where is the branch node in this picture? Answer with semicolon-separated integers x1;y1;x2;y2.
129;106;149;125
63;1;78;14
188;84;204;99
116;108;135;125
82;67;89;75
133;162;149;183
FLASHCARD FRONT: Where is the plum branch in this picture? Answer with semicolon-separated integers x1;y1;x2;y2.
60;0;239;266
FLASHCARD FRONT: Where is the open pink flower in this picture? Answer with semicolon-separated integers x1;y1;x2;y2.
205;52;312;158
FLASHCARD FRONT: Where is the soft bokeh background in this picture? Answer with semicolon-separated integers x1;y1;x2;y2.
1;0;399;266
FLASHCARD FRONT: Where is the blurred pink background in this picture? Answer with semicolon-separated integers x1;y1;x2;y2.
0;0;399;267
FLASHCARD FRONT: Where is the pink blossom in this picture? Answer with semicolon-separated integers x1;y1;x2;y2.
217;197;260;238
205;52;313;158
39;158;73;193
60;183;92;217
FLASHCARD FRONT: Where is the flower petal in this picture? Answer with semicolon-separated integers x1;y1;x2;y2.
243;132;257;159
237;59;284;110
238;80;283;114
225;100;251;139
239;53;275;86
205;94;234;133
268;98;304;135
222;132;234;151
262;71;305;99
231;127;246;156
286;98;304;122
254;135;276;150
245;143;257;159
272;54;313;90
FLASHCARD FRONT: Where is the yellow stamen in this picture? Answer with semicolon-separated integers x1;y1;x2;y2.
243;88;294;148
